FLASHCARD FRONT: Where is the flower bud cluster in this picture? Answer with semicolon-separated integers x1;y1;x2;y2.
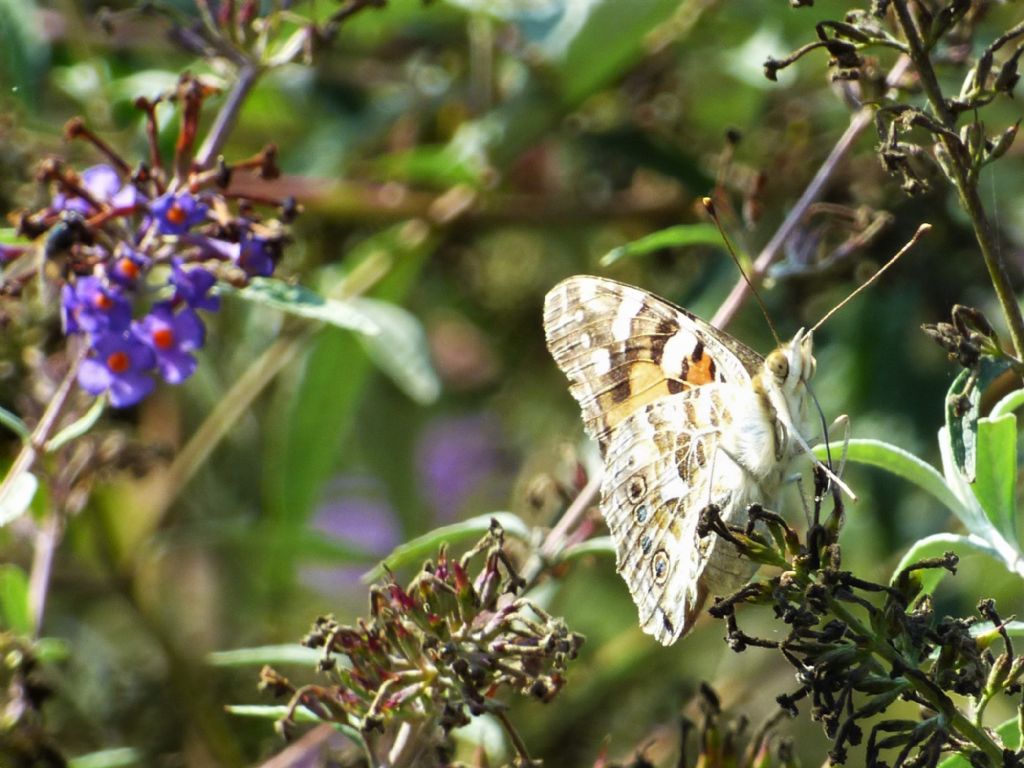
260;521;584;760
7;73;291;407
701;471;1022;767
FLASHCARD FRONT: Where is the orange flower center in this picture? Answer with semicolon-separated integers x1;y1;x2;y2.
117;258;139;279
152;327;175;350
167;202;187;225
106;351;130;373
93;293;113;311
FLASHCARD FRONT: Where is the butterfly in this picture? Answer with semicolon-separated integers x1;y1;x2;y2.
543;275;821;645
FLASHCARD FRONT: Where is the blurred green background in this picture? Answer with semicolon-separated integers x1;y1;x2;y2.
1;1;1023;765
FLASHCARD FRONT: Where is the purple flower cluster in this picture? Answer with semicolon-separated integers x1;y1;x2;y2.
62;262;214;407
16;74;291;407
49;167;276;407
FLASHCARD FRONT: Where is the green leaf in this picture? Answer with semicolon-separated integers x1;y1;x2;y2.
207;645;322;668
45;397;106;453
600;223;724;266
989;387;1024;419
0;471;38;527
560;536;616;563
890;532;999;597
363;512;533;583
261;222;437;598
68;748;141;768
0;405;29;441
974;409;1018;544
812;439;967;520
0;563;31;635
944;357;1013;482
226;705;364;744
226;704;323;722
350;298;441;404
227;279;380;335
937;716;1020;767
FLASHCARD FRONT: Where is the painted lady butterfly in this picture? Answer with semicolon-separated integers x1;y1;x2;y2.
544;275;818;645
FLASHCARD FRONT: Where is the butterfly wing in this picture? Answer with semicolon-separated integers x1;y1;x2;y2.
543;275;762;450
601;388;756;644
543;275;764;644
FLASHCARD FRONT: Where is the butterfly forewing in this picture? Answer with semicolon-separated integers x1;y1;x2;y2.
543;276;761;449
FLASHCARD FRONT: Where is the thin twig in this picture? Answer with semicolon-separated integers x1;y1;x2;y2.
196;63;261;169
0;344;86;501
27;511;61;637
712;55;911;329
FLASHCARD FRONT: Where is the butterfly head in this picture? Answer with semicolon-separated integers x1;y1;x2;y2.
765;328;815;391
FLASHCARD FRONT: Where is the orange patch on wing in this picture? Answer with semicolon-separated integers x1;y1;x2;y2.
599;361;674;431
684;352;716;385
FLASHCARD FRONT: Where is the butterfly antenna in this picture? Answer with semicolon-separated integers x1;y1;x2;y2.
810;223;931;334
702;197;781;346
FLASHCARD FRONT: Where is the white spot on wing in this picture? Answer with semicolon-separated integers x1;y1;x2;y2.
574;309;585;323
591;348;611;375
612;295;643;341
580;332;592;349
662;331;690;377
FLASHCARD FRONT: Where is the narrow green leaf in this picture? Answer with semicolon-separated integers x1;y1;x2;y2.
937;716;1019;767
226;705;364;744
227;279;380;335
600;224;724;266
68;748;140;768
363;512;533;583
890;532;998;597
207;645;322;667
0;564;31;635
812;439;967;519
970;620;1024;645
0;405;29;441
974;411;1018;543
945;357;1012;482
560;536;616;563
227;704;320;721
989;387;1024;420
45;396;106;452
350;297;441;404
0;471;38;527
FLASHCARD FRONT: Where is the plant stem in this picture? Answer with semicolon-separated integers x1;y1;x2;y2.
891;0;1024;361
197;62;261;168
493;707;536;767
827;598;1004;764
712;56;911;329
0;345;85;501
27;512;60;637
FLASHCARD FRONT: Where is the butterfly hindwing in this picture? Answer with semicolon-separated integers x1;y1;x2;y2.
601;387;757;644
543;276;762;449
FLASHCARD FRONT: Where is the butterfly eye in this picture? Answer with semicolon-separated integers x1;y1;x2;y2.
767;349;789;382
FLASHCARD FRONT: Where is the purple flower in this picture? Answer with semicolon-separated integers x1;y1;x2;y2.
52;164;123;214
169;260;220;311
236;235;276;277
105;246;150;288
78;333;156;407
150;192;208;235
132;305;205;384
61;277;131;336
